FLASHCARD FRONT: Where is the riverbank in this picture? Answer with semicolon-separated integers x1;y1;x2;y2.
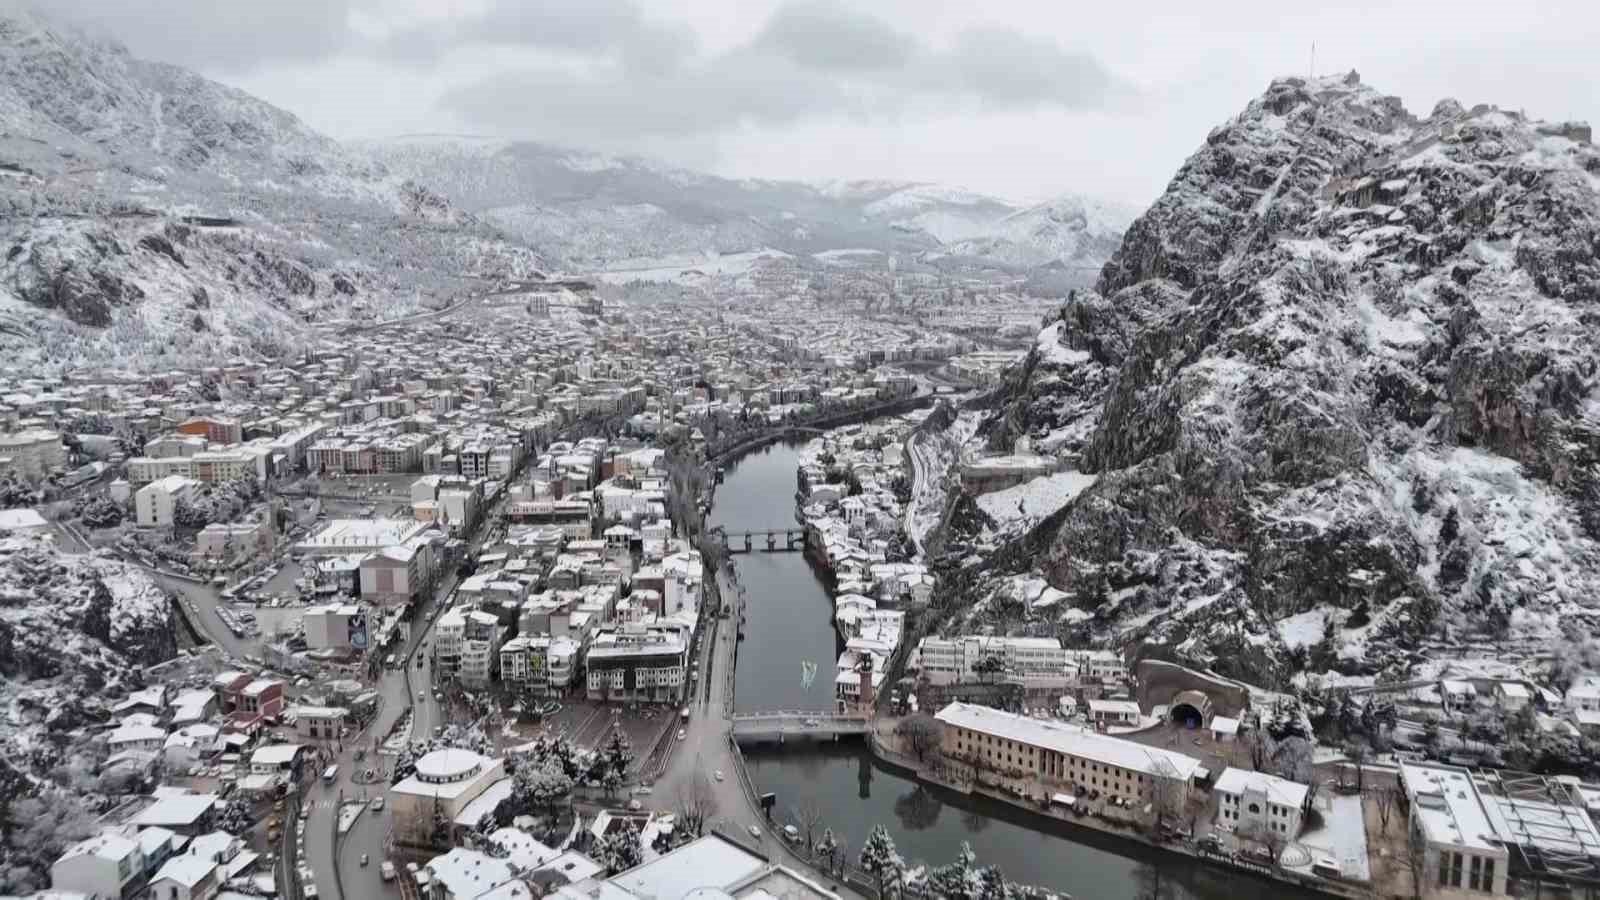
867;722;1355;899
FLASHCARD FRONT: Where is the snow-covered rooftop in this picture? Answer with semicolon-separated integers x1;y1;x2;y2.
936;702;1203;780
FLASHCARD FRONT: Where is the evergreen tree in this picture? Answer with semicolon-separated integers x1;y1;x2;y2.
859;825;904;899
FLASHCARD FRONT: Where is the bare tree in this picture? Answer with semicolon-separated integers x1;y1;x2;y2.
894;714;943;763
790;798;825;852
1348;743;1368;795
1145;755;1185;834
675;770;718;838
1373;785;1398;835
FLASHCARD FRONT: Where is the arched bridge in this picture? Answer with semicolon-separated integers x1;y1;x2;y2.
717;528;805;554
731;710;871;745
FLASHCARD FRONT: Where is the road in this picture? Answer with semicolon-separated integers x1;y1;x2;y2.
307;498;509;900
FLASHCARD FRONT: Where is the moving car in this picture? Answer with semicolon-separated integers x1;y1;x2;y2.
370;796;384;811
360;854;369;867
677;729;686;740
748;826;761;839
714;770;724;782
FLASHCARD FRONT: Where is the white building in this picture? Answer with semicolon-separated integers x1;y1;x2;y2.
1063;649;1127;682
148;853;220;900
389;749;506;828
0;428;64;481
915;635;1066;686
1400;761;1513;898
1086;699;1143;728
135;475;200;528
51;831;145;900
1213;766;1308;840
303;604;366;651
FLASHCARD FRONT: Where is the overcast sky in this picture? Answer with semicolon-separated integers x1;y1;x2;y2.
45;0;1600;206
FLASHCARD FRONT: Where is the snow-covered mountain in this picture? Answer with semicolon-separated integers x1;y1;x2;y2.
365;136;1126;278
959;72;1600;687
0;10;547;373
941;195;1140;270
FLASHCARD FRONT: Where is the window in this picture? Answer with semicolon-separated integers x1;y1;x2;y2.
1248;802;1261;815
1469;856;1482;891
1482;858;1495;891
1452;852;1463;887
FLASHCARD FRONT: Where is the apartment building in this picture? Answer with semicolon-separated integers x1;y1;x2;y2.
303;604;367;651
194;519;274;561
459;609;503;687
0;428;64;481
178;415;242;444
935;702;1201;811
359;539;436;606
135;475;199;528
585;624;689;704
51;831;146;900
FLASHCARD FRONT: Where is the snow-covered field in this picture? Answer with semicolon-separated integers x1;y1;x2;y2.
593;249;792;284
975;470;1099;526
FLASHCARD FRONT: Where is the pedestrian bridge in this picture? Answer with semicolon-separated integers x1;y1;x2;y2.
730;711;870;745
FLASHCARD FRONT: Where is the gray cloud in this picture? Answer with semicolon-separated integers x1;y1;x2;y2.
33;0;358;71
378;0;696;68
755;1;917;73
440;2;1132;146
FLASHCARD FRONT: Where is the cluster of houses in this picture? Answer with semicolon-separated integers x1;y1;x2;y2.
792;421;936;710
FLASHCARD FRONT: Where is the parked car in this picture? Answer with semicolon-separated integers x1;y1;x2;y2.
381;862;396;882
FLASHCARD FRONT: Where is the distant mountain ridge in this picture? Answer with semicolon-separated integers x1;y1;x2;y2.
0;9;546;372
364;135;1137;276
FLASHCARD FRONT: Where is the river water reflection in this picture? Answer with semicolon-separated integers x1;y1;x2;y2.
712;440;1293;899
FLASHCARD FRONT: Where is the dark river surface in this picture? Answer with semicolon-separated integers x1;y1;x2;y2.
710;440;1296;900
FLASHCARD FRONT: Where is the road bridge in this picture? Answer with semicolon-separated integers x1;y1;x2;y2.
730;711;870;745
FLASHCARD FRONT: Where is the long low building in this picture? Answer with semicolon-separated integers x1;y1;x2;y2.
934;702;1203;813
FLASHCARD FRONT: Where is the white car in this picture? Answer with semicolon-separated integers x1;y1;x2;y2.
677;729;686;740
418;691;426;699
370;797;384;811
748;826;761;839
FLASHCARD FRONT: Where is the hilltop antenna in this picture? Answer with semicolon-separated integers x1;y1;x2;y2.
1309;41;1316;79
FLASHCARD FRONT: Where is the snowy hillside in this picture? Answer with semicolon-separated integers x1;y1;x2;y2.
0;532;175;780
0;10;547;372
963;72;1600;686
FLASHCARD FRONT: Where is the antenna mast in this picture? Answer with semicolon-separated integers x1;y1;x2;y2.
1310;42;1316;79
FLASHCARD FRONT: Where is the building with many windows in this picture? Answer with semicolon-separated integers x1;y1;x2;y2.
584;624;689;704
934;702;1201;813
915;635;1067;686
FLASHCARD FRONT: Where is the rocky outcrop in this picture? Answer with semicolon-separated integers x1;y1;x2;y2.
967;73;1600;684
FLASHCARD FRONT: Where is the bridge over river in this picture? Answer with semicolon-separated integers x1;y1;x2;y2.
730;711;871;745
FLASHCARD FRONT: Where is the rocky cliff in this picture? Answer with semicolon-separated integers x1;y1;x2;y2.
0;532;175;784
969;72;1600;685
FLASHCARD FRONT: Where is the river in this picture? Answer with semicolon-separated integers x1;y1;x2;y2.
710;440;1293;900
